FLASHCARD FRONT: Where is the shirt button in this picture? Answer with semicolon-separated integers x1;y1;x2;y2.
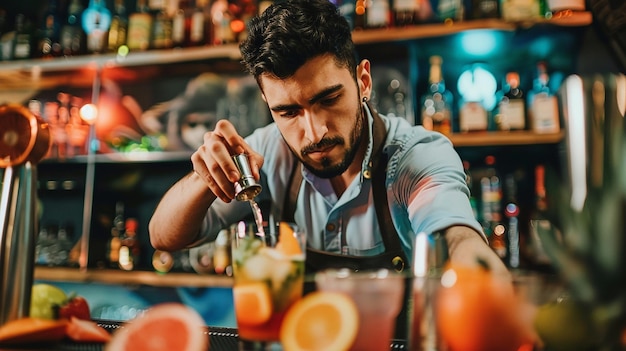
326;223;336;232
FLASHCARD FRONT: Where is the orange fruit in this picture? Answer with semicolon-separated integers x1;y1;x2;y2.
233;282;273;326
105;303;208;351
275;222;302;256
280;291;359;351
0;317;68;345
436;263;535;351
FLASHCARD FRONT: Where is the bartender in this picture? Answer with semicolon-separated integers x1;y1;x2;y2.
149;0;507;287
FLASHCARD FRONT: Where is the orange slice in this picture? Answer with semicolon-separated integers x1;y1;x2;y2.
233;282;273;326
0;317;68;345
280;291;359;351
275;222;302;256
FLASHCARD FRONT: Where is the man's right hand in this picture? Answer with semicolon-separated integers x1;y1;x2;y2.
190;119;264;203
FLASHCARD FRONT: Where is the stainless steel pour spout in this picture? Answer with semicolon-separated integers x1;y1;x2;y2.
0;103;51;325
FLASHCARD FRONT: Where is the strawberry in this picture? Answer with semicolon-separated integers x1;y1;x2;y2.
65;317;111;343
56;293;91;321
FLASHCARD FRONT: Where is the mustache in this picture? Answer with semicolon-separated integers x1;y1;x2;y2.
301;137;344;155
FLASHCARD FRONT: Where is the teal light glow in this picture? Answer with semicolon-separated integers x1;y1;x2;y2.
458;30;499;57
457;65;497;111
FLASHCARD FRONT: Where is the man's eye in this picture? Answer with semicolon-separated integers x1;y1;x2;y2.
280;110;299;118
320;96;340;106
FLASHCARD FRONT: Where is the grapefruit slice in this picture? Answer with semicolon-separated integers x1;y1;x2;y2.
280;291;359;351
0;317;68;345
275;222;302;256
233;282;273;326
105;303;208;351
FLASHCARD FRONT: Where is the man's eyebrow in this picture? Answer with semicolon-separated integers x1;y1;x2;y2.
269;84;344;112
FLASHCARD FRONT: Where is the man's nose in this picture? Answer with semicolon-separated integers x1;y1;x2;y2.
303;112;328;143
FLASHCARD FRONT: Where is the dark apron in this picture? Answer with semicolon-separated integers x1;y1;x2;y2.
281;104;411;341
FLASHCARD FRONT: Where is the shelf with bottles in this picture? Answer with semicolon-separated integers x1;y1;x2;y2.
351;12;592;45
0;7;592;92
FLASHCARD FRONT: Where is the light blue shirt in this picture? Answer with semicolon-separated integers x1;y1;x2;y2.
196;104;483;261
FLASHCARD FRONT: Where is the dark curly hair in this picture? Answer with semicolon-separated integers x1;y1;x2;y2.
239;0;357;84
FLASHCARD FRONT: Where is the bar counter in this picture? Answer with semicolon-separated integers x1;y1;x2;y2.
0;320;409;351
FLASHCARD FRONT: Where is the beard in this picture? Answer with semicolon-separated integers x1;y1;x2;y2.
291;102;366;179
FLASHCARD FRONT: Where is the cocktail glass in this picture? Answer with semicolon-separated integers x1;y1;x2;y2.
230;221;306;348
315;268;405;351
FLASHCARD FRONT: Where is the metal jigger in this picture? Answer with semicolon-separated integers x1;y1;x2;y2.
0;103;51;325
232;153;262;201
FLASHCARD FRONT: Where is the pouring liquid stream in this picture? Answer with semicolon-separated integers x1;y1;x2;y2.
249;199;266;243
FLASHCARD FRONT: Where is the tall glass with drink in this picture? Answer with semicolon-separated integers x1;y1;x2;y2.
231;221;306;347
315;268;405;351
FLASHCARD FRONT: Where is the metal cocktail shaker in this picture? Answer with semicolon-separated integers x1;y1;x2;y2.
232;153;262;201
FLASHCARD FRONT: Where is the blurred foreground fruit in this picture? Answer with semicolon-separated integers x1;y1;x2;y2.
105;303;208;351
533;299;597;351
436;263;536;351
280;291;359;351
58;294;91;320
30;284;67;320
66;317;111;343
0;317;68;345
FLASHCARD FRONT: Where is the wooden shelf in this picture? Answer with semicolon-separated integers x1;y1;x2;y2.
449;130;565;147
352;12;592;44
34;266;234;288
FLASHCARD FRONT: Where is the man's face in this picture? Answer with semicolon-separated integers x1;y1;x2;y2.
260;54;365;178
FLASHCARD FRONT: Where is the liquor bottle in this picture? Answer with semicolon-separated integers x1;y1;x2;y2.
150;2;173;49
365;0;390;29
353;0;366;29
496;71;526;130
108;0;129;52
437;0;464;22
0;8;7;60
108;201;125;268
37;0;63;58
82;0;112;53
504;173;520;268
526;164;557;267
500;0;541;21
470;0;499;19
457;65;492;133
119;218;141;271
60;0;87;56
127;0;153;51
188;0;209;47
421;55;453;135
480;156;505;259
528;61;560;134
211;0;235;45
12;14;34;60
393;0;420;26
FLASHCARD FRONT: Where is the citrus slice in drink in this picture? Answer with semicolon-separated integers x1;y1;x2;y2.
275;223;302;256
105;303;208;351
280;291;359;351
233;282;273;326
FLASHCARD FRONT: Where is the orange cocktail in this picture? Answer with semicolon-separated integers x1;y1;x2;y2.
231;221;306;342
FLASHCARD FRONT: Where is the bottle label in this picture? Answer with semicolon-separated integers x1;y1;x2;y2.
531;94;560;133
498;99;525;130
460;101;488;132
501;0;541;20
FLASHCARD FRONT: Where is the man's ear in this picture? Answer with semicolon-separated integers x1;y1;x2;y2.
356;59;373;101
